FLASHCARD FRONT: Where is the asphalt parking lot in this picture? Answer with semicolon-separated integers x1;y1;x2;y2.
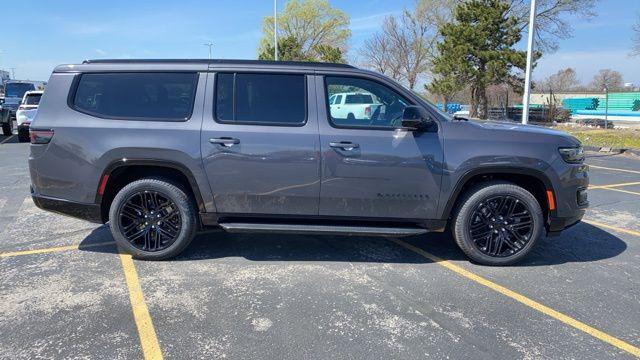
1;135;639;359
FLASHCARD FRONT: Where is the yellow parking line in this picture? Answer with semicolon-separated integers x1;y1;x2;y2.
119;252;163;360
0;135;15;144
589;181;640;189
589;164;640;175
583;219;640;237
389;238;640;358
0;241;115;258
594;187;640;197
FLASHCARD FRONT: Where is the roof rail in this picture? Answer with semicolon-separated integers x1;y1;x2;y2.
81;59;356;69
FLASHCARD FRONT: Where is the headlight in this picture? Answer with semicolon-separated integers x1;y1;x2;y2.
558;146;584;164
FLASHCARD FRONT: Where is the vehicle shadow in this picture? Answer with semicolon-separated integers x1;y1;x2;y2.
78;222;626;267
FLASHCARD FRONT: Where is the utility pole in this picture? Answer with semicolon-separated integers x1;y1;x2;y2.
203;42;214;60
521;0;537;125
10;68;15;79
274;0;278;61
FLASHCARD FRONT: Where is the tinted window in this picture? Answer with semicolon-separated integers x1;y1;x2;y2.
73;72;198;120
345;94;373;104
24;93;42;105
215;73;234;121
215;73;305;125
326;76;409;128
6;83;35;98
334;94;342;105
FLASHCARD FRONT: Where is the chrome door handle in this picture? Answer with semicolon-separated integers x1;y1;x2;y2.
329;141;359;151
210;137;240;147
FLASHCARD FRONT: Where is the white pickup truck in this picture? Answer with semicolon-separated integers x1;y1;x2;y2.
329;92;382;121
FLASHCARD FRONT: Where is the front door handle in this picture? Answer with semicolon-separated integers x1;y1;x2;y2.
210;137;240;147
329;141;359;151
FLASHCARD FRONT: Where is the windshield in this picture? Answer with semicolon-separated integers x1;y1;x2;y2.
6;83;36;98
24;93;42;105
408;88;453;120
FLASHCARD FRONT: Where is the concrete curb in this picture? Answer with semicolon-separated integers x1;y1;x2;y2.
584;145;640;157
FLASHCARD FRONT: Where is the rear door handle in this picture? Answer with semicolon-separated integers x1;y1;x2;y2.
329;141;359;151
210;137;240;147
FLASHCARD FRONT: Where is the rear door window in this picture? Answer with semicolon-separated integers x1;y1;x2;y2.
72;72;198;120
214;73;306;125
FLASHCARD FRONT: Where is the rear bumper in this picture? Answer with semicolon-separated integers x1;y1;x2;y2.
32;192;103;223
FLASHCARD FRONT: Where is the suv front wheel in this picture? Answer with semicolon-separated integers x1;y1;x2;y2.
109;178;197;260
452;182;544;266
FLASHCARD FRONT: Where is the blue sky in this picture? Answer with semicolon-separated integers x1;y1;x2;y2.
1;0;639;86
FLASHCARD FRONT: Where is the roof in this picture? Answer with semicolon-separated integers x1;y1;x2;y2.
81;59;356;69
53;59;360;73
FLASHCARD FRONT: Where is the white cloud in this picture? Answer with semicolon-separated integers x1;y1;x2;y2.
95;49;107;56
351;11;398;32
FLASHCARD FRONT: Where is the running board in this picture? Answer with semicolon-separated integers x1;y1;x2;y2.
219;223;429;237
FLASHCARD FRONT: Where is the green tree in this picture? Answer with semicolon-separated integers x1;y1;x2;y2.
259;0;350;62
430;0;527;119
258;36;309;61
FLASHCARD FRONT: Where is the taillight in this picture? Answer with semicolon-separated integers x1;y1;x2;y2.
29;129;54;144
365;106;371;117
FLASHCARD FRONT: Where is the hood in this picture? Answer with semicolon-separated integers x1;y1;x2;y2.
471;120;580;146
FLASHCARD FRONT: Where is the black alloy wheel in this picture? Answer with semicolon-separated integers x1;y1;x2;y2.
467;195;533;257
118;190;182;252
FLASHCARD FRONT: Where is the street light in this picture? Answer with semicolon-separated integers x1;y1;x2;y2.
203;42;214;60
521;0;537;125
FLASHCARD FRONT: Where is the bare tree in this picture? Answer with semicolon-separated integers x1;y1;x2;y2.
359;0;456;89
507;0;597;52
590;69;624;91
633;13;640;56
359;33;401;80
537;68;580;92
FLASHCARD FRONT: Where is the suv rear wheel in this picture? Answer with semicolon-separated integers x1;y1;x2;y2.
109;178;197;260
452;182;543;266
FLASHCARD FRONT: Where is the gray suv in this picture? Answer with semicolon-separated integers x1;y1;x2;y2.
28;59;588;265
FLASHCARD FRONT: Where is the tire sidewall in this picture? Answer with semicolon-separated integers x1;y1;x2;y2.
453;183;544;266
109;178;196;260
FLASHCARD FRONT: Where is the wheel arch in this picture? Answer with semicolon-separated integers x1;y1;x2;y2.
441;166;555;223
97;159;206;223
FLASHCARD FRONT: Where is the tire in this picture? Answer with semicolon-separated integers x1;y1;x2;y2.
109;177;197;260
18;129;30;143
452;182;544;266
1;120;11;136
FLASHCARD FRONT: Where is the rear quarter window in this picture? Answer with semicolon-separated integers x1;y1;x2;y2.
71;72;198;121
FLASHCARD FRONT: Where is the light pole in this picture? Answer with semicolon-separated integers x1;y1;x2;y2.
274;0;278;61
203;42;214;60
604;86;609;129
521;0;537;124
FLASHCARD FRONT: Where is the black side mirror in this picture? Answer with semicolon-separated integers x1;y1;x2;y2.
401;106;433;130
